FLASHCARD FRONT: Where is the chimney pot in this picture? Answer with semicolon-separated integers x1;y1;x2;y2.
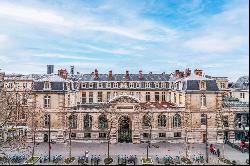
139;70;143;80
125;70;129;80
194;69;203;77
94;69;99;79
109;70;112;80
58;69;68;79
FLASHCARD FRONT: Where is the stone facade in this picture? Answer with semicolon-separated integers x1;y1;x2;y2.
0;69;249;144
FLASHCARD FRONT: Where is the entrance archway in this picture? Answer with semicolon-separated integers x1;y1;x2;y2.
118;116;132;143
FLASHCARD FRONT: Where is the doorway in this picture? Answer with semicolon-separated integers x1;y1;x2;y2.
118;116;132;143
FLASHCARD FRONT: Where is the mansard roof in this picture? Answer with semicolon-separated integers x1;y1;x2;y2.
185;80;219;91
70;73;171;82
230;76;249;90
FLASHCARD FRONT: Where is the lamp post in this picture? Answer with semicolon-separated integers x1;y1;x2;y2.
202;113;211;164
48;114;51;162
69;115;72;159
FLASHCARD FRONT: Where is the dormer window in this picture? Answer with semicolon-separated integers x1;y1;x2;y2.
98;82;103;88
220;82;226;89
114;82;118;88
145;82;150;88
161;82;165;88
166;82;169;89
129;82;134;88
82;83;86;88
44;81;51;90
89;83;93;88
199;81;206;90
107;82;111;88
155;82;159;88
136;82;140;88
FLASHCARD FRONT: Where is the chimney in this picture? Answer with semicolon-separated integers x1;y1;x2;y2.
58;69;68;79
194;69;203;77
149;72;152;74
94;69;99;79
139;70;143;80
175;70;180;78
185;68;191;77
109;70;112;80
70;66;74;75
180;71;184;78
47;65;54;74
125;70;129;80
162;72;165;75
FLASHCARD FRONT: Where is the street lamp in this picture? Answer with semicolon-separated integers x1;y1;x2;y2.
68;115;72;159
48;114;51;162
201;113;211;164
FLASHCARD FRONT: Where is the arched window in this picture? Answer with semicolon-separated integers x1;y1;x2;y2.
99;115;108;129
84;114;92;129
201;94;207;107
158;114;167;127
142;114;151;128
69;115;77;129
173;114;181;128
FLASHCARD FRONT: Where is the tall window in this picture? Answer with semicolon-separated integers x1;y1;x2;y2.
221;83;225;89
98;82;102;88
240;93;245;99
84;114;92;129
107;92;111;102
69;115;77;129
98;92;103;102
169;92;171;102
173;114;181;128
174;93;177;103
23;83;28;89
136;92;141;100
158;114;167;127
99;115;108;129
201;95;207;107
67;94;70;106
44;95;51;108
129;82;134;88
200;81;206;90
44;114;50;127
89;92;93;103
146;92;150;102
155;92;160;101
201;114;207;125
82;92;86;103
162;92;166;101
222;116;229;127
142;114;151;128
179;94;182;105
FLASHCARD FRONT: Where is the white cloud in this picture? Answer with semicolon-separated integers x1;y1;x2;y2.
0;34;12;48
184;36;244;53
0;3;72;27
32;53;101;61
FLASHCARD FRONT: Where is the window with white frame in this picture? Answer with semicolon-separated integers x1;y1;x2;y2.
136;92;141;100
44;114;50;127
179;94;182;105
200;94;207;107
114;82;118;88
82;83;86;88
67;94;70;106
98;82;103;88
98;92;103;102
44;95;51;108
155;92;160;101
173;114;181;128
200;81;206;90
161;82;165;88
145;82;150;88
89;92;93;103
23;83;28;89
146;92;150;102
44;82;50;90
89;83;93;88
129;82;134;88
166;82;169;89
136;82;140;88
16;82;20;89
82;92;86;103
162;92;166;101
240;93;245;99
220;82;226;89
155;82;159;88
107;82;111;88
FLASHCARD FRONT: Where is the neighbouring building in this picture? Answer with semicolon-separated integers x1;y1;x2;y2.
0;67;249;144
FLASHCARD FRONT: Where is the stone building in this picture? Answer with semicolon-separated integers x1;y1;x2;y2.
0;67;249;144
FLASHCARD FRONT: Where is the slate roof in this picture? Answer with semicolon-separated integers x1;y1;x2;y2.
230;76;249;90
70;74;171;82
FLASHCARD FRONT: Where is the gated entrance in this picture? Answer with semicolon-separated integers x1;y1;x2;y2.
118;116;132;143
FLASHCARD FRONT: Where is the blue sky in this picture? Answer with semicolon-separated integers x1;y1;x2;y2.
0;0;249;81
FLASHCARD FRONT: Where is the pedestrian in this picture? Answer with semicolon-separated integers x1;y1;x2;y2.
217;148;220;158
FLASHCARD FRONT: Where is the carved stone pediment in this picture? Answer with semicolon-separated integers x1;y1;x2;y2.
109;95;140;104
